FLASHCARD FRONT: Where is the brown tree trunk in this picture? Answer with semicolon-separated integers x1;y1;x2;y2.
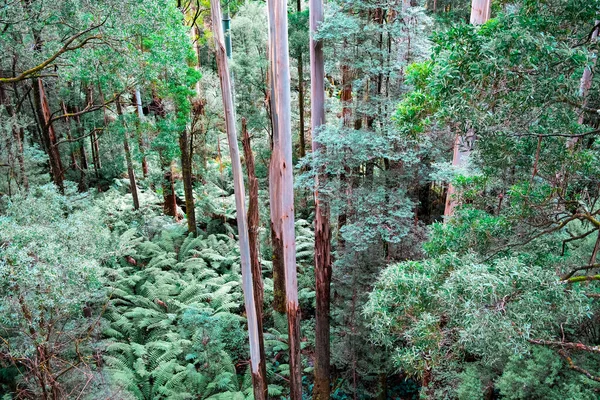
310;0;332;395
267;0;302;395
179;126;197;235
0;83;28;192
241;117;269;398
116;97;140;210
210;1;266;397
162;160;178;218
34;78;64;191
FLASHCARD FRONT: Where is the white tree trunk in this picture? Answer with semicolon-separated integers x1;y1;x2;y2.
209;1;265;398
266;0;302;396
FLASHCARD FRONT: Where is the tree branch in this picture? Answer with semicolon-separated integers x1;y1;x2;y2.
0;20;107;84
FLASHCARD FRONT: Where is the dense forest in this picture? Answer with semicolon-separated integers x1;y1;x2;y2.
1;0;600;398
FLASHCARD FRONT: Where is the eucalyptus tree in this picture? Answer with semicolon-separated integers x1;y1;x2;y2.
309;0;332;396
209;0;267;397
266;0;303;395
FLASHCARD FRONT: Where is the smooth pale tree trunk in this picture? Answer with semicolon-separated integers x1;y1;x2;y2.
267;1;287;316
469;0;491;25
209;1;266;398
309;0;332;396
115;97;140;210
73;106;88;191
241;117;269;397
444;0;490;217
297;0;306;159
266;0;302;396
135;88;149;178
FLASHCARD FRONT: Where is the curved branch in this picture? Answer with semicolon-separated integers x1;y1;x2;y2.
0;20;107;84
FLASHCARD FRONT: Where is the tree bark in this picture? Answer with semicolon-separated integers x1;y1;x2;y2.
241;117;269;398
210;1;266;398
33;78;64;191
116;96;140;210
469;0;491;25
310;0;332;396
135;88;149;178
267;1;287;316
0;83;28;192
162;160;178;218
297;0;306;159
267;0;302;395
179;125;197;235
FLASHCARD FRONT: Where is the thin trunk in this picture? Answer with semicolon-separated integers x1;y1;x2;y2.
210;1;266;398
297;0;305;159
116;97;140;210
310;0;332;395
241;117;269;398
0;83;28;191
74;106;88;191
61;102;78;171
135;88;149;178
267;0;302;395
444;0;490;217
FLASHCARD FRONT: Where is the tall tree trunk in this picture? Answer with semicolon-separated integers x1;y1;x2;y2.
0;83;28;191
179;126;197;235
267;0;302;396
162;160;178;218
209;1;266;398
268;4;287;316
297;0;306;159
135;88;149;178
241;117;269;398
444;0;490;217
34;78;64;191
61;102;79;171
116;97;140;210
310;0;332;395
74;106;88;191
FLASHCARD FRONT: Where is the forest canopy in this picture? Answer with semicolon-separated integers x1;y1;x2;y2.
1;0;600;399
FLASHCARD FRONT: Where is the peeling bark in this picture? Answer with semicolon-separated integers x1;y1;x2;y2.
209;1;266;398
310;0;332;395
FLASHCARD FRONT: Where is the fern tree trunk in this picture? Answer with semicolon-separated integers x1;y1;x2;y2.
209;1;266;398
116;96;140;210
444;0;490;217
267;0;303;396
310;0;332;396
